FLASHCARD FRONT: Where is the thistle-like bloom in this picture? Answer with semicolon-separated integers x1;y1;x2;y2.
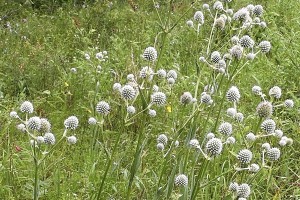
230;45;243;59
140;66;154;81
44;132;55;145
157;134;168;145
64;116;79;130
266;147;281;161
121;85;136;100
284;99;294;108
167;70;177;80
10;111;19;118
186;20;194;27
113;83;122;92
88;117;97;125
96;101;110;115
127;106;136;114
17;124;26;132
206;132;215;139
151;92;166;106
259;41;271;53
189;139;199;147
213;1;223;10
226;107;237;117
235;112;244;122
167;78;175;85
211;51;221;63
229;182;239;192
200;92;212;104
180;92;193;104
237;183;251;198
226;136;236;144
206;138;223;155
253;5;263;16
246;132;256;141
239;35;254;48
256;101;273;118
249;163;260;172
20;101;34;113
246;53;256;60
262;142;271;150
218;122;233;135
252;85;262;95
148;109;156;117
36;136;45;144
226;86;241;102
215;17;225;29
233;8;250;21
27;116;41;130
127;74;135;81
157;143;164;151
237;149;253;164
39;118;51;133
157;69;166;78
194;11;204;24
274;129;283;138
269;86;281;99
143;46;157;62
261;119;276;133
67;136;77;144
175;174;188;187
231;36;239;44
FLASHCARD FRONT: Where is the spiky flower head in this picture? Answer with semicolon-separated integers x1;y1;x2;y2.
249;163;260;172
143;46;157;62
36;136;45;144
203;4;209;10
262;142;271;151
252;85;262;95
10;111;19;118
226;136;236;144
215;17;226;29
64;116;79;130
274;129;283;138
227;107;237;118
20;101;34;113
180;92;193;104
189;139;199;148
148;109;156;117
44;133;55;145
233;8;250;21
167;70;177;80
157;69;166;78
230;45;243;59
213;1;223;10
121;85;136;100
229;182;239;192
216;59;226;71
226;9;234;15
235;112;244;122
39;118;51;133
246;4;254;12
226;86;241;102
140;66;154;81
96;101;110;115
88;117;97;125
127;106;136;114
259;41;271;53
266;147;281;161
151;92;167;106
17;123;26;132
218;122;233;135
127;74;135;81
167;78;175;85
239;35;254;48
261;119;276;133
186;20;194;27
200;92;212;104
206;138;223;155
211;51;221;63
157;143;164;151
67;136;77;144
237;183;251;198
246;53;256;60
284;99;294;108
206;132;215;139
27;116;41;130
256;101;273;118
279;138;287;146
113;83;122;92
157;134;168;145
237;149;253;164
253;5;263;16
269;86;281;99
246;132;256;141
231;35;239;44
175;174;188;187
194;11;204;24
260;21;267;28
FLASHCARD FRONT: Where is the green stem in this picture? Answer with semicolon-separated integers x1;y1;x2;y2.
33;143;39;200
263;163;273;200
191;159;210;200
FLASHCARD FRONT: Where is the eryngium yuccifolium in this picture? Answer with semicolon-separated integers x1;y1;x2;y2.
259;41;271;53
148;109;156;117
261;119;276;133
113;83;122;92
10;111;18;118
167;70;177;80
140;66;154;80
157;69;167;78
226;9;234;15
213;1;223;10
206;132;215;139
262;142;271;150
230;45;243;59
237;183;251;198
186;20;194;27
167;78;175;85
199;56;206;62
44;132;55;145
200;92;212;104
227;107;237;117
127;106;136;114
229;182;239;192
96;101;110;115
226;136;236;144
235;112;244;122
253;5;263;16
151;92;166;106
284;99;294;108
143;46;157;61
27;116;41;130
266;147;281;161
279;138;287;146
246;53;256;60
203;4;209;10
269;86;281;99
215;17;225;29
246;4;254;12
175;174;188;187
252;85;262;94
231;36;239;44
246;132;256;141
194;11;204;24
20;101;34;113
249;163;260;172
121;85;136;100
39;118;51;133
216;59;226;70
211;51;221;63
64;116;79;130
239;35;254;48
260;21;267;28
17;123;26;132
206;138;223;155
256;101;273;118
157;134;168;145
218;122;233;135
127;74;135;81
226;86;241;102
36;136;45;144
67;136;77;144
153;85;159;92
274;129;283;138
88;117;97;125
233;8;250;21
157;143;164;151
180;92;193;104
189;139;199;147
237;149;253;164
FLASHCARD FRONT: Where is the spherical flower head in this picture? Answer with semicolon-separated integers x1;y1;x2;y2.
246;132;256;141
127;74;135;81
180;92;193;104
167;70;177;80
284;99;294;108
121;85;136;100
237;183;251;198
96;101;110;115
211;51;221;63
36;136;45;144
113;83;122;92
127;106;136;114
157;134;168;145
231;36;239;44
189;139;199;148
206;132;215;139
67;135;77;144
157;143;164;151
215;17;226;29
17;123;26;132
206;138;223;155
274;129;283;138
143;46;157;62
252;85;262;95
256;101;273;118
175;140;180;147
249;163;260;172
140;66;154;81
27;116;41;130
226;86;240;102
44;132;55;145
269;86;281;99
237;149;253;164
194;11;204;24
39;118;51;133
186;20;194;27
235;112;244;122
218;122;233;135
199;56;206;62
213;1;223;10
229;182;239;192
203;4;209;10
87;117;97;125
216;59;226;70
230;45;243;59
246;53;256;60
175;174;188;187
262;143;271;151
151;92;167;106
20;101;34;113
226;108;237;118
260;21;267;28
259;41;271;53
226;136;236;144
200;92;212;104
266;147;281;161
253;5;263;16
246;4;255;12
286;138;293;145
261;119;276;133
279;139;287;146
233;8;250;21
167;78;175;85
157;69;166;78
10;111;19;118
253;17;261;23
239;35;254;48
64;116;79;130
226;9;234;15
148;109;156;117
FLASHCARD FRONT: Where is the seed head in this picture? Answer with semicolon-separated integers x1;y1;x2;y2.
167;78;175;85
113;83;122;92
274;129;283;138
175;174;188;187
256;101;273;118
157;143;164;151
206;132;215;139
157;69;166;78
44;133;55;145
67;136;77;144
246;132;256;141
127;74;135;81
36;136;45;144
249;163;260;172
10;111;19;118
200;92;212;104
64;116;79;130
253;5;263;16
167;70;177;80
218;122;233;135
235;112;244;122
266;147;281;161
180;92;193;104
186;20;194;27
231;36;239;44
127;106;136;114
213;1;223;10
151;92;167;106
88;117;97;125
237;149;253;164
215;17;226;29
259;41;271;53
140;66;154;80
194;11;204;24
284;99;294;108
121;85;136;100
230;45;243;59
229;182;239;192
27;116;41;130
206;138;223;155
226;136;236;144
96;101;110;115
148;109;156;117
189;139;199;148
262;143;271;150
269;86;281;99
20;101;34;113
39;118;51;133
239;35;254;48
226;107;237;118
237;183;251;198
157;134;168;145
233;8;250;21
246;53;256;60
17;123;26;132
211;51;221;63
261;119;276;133
226;86;241;102
143;47;157;61
252;85;262;95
